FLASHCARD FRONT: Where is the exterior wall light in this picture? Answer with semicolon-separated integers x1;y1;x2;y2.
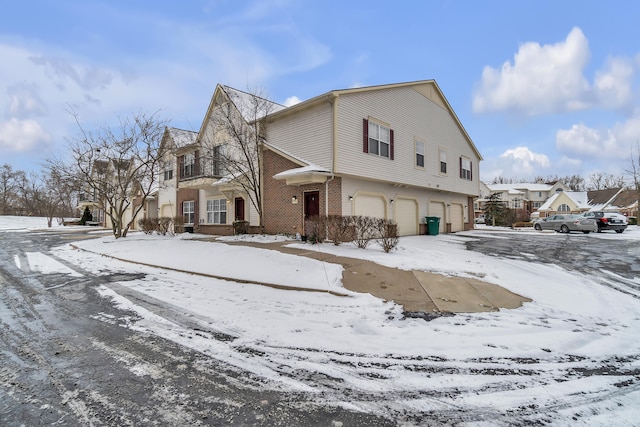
292;195;298;204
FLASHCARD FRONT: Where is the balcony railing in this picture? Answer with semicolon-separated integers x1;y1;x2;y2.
178;158;225;181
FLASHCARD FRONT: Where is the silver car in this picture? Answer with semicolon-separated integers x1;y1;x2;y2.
534;214;598;234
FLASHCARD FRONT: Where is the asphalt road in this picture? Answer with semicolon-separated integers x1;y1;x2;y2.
0;229;392;426
464;229;640;299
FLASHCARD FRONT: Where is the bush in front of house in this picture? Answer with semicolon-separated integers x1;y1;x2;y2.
138;217;157;234
325;215;355;246
375;219;399;253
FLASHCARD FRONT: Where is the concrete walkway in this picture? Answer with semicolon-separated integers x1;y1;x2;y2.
227;241;531;314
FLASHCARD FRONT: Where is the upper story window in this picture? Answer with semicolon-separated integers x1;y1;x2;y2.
415;141;425;168
183;152;195;177
439;149;447;174
212;144;226;177
460;157;472;181
163;161;173;181
362;118;394;159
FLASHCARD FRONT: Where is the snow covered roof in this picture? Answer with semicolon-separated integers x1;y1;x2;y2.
487;183;554;192
538;191;590;211
273;165;331;179
167;127;198;148
221;85;287;122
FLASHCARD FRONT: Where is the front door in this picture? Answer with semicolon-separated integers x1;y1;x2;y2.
304;191;320;236
234;197;245;221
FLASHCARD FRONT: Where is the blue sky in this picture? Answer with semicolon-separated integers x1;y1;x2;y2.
1;0;639;183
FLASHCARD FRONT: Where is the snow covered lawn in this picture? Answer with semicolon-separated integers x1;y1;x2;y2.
5;216;640;424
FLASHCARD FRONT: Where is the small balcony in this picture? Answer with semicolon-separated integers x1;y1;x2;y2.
178;158;225;189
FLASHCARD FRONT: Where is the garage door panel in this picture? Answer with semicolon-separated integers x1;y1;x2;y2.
429;202;446;233
396;199;418;236
354;195;386;219
450;203;464;232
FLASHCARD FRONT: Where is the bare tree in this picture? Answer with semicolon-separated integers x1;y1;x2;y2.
0;164;25;215
626;142;640;220
47;111;168;238
587;172;626;190
206;86;280;230
16;171;43;216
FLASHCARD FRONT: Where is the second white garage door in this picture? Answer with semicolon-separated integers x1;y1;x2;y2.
450;203;464;232
395;198;418;236
353;194;386;219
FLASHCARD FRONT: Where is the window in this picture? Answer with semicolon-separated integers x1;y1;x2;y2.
163;161;173;181
183;152;195;177
532;201;542;209
415;141;425;167
439;150;447;174
363;118;394;159
513;199;522;208
207;199;227;224
212;145;226;177
460;157;472;180
183;201;194;224
558;204;570;212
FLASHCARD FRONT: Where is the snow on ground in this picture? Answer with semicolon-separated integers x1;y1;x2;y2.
4;216;640;424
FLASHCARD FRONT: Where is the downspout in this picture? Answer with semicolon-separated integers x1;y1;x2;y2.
325;93;337;217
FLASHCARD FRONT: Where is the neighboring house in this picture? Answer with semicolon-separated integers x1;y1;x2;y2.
477;182;568;220
77;158;136;228
537;191;591;217
144;127;199;224
594;188;639;217
151;80;482;236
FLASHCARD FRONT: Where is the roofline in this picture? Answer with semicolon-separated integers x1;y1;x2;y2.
265;79;483;161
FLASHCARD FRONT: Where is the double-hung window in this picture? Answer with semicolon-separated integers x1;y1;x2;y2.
183;200;195;225
439;149;447;174
183;152;195;177
416;141;425;168
163;161;173;181
212;144;226;177
207;199;227;224
363;118;394;159
460;157;472;181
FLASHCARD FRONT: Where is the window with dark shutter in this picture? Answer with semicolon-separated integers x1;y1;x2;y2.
364;119;393;159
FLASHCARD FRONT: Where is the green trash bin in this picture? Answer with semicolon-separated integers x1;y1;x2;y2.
425;216;440;235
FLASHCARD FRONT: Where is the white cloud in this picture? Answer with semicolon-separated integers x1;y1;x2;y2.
283;96;301;107
0;118;51;151
481;146;551;181
594;57;634;111
473;27;591;115
556;117;640;160
7;83;48;118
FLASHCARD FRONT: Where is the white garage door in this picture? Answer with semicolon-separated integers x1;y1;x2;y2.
395;198;418;236
428;201;446;233
353;194;386;219
450;203;464;232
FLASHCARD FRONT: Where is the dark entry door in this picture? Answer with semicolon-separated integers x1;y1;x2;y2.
234;197;245;221
304;191;320;218
304;191;320;236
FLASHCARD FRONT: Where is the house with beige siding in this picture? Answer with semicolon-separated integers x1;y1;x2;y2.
152;80;482;236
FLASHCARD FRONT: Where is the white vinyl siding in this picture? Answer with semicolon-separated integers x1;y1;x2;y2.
265;102;333;169
334;84;479;196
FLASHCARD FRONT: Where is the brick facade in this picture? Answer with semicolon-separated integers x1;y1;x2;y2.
176;187;199;225
262;149;342;236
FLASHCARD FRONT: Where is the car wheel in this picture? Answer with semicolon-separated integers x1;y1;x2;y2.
561;225;569;233
534;224;541;231
582;231;590;234
616;229;624;233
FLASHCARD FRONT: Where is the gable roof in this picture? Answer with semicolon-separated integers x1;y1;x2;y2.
161;126;198;152
586;188;623;210
265;79;482;161
539;191;590;211
610;189;640;210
